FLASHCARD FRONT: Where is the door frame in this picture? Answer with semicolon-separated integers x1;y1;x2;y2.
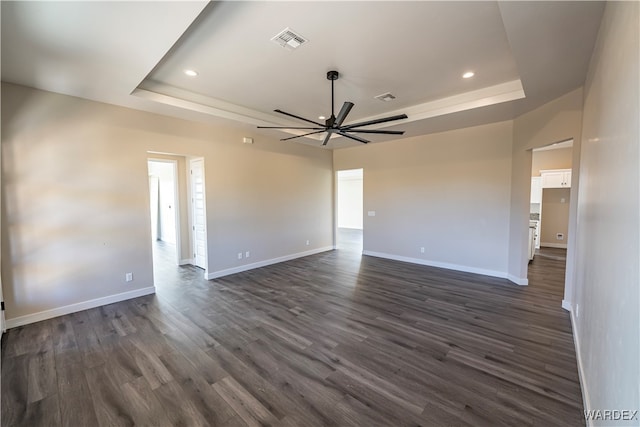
148;158;182;265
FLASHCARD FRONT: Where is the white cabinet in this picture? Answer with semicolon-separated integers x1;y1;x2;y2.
533;220;541;249
540;169;571;188
530;177;542;203
528;224;536;261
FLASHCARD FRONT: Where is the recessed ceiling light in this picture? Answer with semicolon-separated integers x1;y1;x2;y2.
184;69;198;77
319;116;326;120
462;71;475;79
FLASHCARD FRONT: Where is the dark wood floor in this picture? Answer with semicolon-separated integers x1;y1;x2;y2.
1;233;583;426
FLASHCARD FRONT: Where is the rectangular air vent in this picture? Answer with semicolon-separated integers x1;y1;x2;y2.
375;92;396;102
271;27;307;50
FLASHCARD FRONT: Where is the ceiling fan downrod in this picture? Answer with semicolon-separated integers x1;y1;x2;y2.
327;70;339;126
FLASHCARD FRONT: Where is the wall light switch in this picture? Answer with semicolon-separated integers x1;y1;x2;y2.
237;252;243;260
367;211;376;217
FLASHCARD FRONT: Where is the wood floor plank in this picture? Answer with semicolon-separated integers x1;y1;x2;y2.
59;387;99;427
206;345;325;426
159;351;237;426
120;376;172;427
84;364;137;427
153;380;212;427
1;355;29;426
26;347;57;403
21;393;61;427
50;315;78;355
1;237;584;426
213;376;280;427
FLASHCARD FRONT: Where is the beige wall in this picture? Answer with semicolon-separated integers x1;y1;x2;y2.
1;83;334;321
531;147;572;176
509;88;583;284
572;1;639;421
334;121;513;276
540;188;570;247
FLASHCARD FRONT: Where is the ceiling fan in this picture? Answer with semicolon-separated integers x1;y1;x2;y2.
257;70;408;145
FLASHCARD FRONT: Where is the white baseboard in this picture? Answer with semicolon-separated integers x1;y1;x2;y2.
179;258;193;266
569;305;591;426
562;299;572;311
362;250;521;284
541;242;568;249
206;246;334;280
507;274;529;286
5;286;156;329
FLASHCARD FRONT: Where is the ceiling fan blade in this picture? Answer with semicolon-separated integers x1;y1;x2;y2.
338;131;369;144
342;114;408;130
334;102;354;127
321;131;333;146
341;129;405;135
274;109;325;127
258;126;324;130
281;130;327;141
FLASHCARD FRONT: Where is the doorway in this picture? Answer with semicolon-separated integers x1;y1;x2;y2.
336;169;363;253
148;160;180;265
528;140;573;296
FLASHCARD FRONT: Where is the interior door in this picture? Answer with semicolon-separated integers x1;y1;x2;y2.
190;159;207;269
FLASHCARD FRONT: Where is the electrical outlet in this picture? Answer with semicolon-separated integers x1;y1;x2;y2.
245;251;250;258
556;233;564;240
420;247;425;253
368;211;376;217
306;240;310;246
237;252;243;260
125;273;133;282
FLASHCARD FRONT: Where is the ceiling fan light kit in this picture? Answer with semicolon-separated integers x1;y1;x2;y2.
257;70;408;146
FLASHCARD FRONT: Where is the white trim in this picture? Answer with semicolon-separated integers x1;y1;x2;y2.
541;242;568;249
507;274;529;286
179;258;193;266
569;306;591;426
362;250;524;285
206;246;334;280
133;80;524;140
561;299;572;311
5;286;156;329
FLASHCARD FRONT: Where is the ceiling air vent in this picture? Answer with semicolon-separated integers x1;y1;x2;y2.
375;92;397;102
271;27;307;50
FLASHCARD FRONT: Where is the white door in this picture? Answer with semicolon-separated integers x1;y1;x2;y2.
190;159;207;269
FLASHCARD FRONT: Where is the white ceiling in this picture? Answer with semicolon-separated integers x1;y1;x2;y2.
1;1;605;149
